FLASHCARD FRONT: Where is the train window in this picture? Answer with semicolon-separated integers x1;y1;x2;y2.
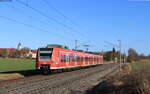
73;56;76;62
70;56;74;62
69;56;72;62
89;57;91;62
79;56;81;62
82;57;84;62
86;57;89;62
87;57;89;62
85;57;88;62
81;57;83;62
68;56;71;62
66;56;69;62
80;56;82;62
96;58;97;62
77;56;82;62
61;55;67;62
77;56;79;62
74;56;77;62
61;55;64;62
39;48;53;61
76;56;79;62
92;57;94;62
39;53;51;61
90;57;92;62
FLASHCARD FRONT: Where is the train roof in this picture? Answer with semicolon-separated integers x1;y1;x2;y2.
54;47;102;57
39;47;102;57
46;44;69;49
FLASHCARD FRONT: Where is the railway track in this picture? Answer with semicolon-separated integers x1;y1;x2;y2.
0;64;119;94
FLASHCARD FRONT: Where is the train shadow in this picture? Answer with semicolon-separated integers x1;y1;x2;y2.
0;65;103;77
0;69;40;77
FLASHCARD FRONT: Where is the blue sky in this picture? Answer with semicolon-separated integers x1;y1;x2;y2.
0;0;150;55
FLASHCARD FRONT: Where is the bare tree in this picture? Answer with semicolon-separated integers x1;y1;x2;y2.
127;48;139;62
20;48;30;58
1;49;9;58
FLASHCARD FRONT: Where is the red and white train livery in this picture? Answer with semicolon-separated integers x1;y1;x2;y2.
36;46;103;74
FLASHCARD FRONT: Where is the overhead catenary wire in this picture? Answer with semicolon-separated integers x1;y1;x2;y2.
0;15;74;42
15;0;86;43
4;3;75;42
15;0;82;36
42;0;89;42
16;0;97;49
42;0;69;21
6;0;100;51
41;0;101;51
41;0;81;27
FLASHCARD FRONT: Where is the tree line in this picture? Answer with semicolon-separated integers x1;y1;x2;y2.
0;47;149;62
0;48;32;58
103;48;150;63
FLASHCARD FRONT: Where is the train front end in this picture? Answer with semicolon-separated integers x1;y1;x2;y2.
36;48;53;74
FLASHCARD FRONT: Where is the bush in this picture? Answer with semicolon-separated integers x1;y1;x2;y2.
0;49;9;58
122;70;150;94
86;66;150;94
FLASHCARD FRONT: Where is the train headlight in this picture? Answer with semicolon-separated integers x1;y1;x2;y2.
52;61;58;64
52;61;55;64
56;61;58;64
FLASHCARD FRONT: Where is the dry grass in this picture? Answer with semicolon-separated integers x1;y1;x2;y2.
122;70;150;94
86;64;150;94
0;73;24;81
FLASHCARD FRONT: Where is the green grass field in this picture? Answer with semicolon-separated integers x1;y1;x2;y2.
0;59;35;73
130;59;150;71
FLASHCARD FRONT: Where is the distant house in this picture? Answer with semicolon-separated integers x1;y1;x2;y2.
0;48;17;57
0;48;37;59
28;50;37;59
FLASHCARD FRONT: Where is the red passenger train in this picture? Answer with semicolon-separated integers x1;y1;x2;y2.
36;45;103;74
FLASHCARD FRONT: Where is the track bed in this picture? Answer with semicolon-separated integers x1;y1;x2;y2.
0;64;119;94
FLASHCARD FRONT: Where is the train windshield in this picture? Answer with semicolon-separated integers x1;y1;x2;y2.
39;48;53;61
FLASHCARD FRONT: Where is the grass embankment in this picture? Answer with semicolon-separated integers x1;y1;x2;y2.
0;58;35;73
86;60;150;94
130;59;150;71
0;59;36;81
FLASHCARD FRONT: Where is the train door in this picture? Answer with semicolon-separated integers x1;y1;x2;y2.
89;56;91;65
97;57;99;64
83;56;85;66
52;51;60;68
98;57;100;64
59;53;63;68
60;53;67;68
76;55;79;66
69;54;74;67
94;56;97;65
85;56;88;66
92;56;94;65
95;57;97;65
87;56;90;65
65;54;70;68
74;55;78;67
80;56;84;66
78;56;81;66
77;55;82;66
